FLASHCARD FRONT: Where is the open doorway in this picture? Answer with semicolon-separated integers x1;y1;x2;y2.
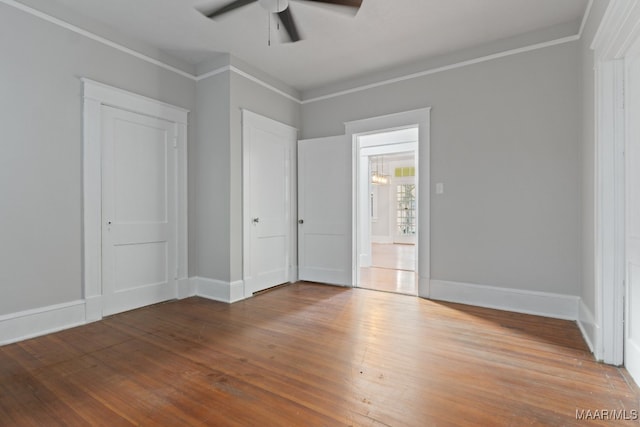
355;128;418;296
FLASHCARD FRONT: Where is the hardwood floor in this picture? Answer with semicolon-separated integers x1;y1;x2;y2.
370;243;415;271
360;243;417;295
1;283;638;426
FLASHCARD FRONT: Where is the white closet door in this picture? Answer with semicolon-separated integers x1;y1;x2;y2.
243;111;296;297
101;106;177;316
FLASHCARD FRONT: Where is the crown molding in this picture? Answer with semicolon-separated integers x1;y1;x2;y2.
4;0;589;106
301;34;580;104
579;0;595;38
0;0;195;79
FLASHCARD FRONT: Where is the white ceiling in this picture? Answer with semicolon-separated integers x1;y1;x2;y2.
13;0;589;91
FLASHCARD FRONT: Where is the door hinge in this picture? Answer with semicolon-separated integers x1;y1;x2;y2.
173;136;178;148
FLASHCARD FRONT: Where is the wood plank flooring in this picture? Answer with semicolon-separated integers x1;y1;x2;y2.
360;244;417;295
1;283;638;426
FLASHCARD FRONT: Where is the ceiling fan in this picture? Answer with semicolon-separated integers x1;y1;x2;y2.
198;0;363;43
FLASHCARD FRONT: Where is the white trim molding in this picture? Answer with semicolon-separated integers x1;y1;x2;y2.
301;35;580;104
177;278;197;300
578;300;599;354
82;79;189;322
0;0;194;79
589;0;640;365
0;277;246;346
190;277;246;304
3;0;589;107
83;79;189;124
346;108;431;299
0;301;86;346
430;280;580;321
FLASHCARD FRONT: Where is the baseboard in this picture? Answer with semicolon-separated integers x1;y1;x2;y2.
577;300;600;358
0;300;86;345
85;295;102;323
429;279;579;320
229;280;245;303
192;276;246;304
0;277;245;346
418;275;431;297
177;277;196;299
288;266;299;284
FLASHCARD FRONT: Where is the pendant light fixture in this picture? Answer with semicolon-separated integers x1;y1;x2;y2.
371;156;389;185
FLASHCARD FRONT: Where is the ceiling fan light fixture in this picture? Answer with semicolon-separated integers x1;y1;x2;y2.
258;0;289;13
198;0;362;44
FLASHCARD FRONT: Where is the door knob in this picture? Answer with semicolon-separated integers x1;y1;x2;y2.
253;217;260;223
298;219;304;224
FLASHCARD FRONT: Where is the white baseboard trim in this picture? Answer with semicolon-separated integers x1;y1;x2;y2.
193;277;228;302
577;299;600;358
0;277;247;346
177;277;196;300
0;300;86;346
192;276;246;304
229;280;245;303
429;279;579;320
84;295;102;323
288;266;299;284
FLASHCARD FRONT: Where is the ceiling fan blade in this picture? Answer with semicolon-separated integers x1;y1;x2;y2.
277;7;302;42
301;0;362;9
201;0;257;19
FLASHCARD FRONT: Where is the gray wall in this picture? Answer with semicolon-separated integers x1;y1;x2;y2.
192;73;231;280
193;69;300;283
580;0;611;316
0;0;597;320
302;42;582;295
0;3;196;315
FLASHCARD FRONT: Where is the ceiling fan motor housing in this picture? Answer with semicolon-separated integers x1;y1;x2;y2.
258;0;289;13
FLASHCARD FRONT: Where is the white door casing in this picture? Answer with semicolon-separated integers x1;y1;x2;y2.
242;110;296;297
358;153;372;267
346;109;430;297
298;135;352;286
590;0;640;367
625;37;640;384
82;79;188;322
101;106;177;316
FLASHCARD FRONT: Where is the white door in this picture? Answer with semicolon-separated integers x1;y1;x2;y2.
101;106;177;316
298;135;352;286
243;111;296;297
625;46;640;385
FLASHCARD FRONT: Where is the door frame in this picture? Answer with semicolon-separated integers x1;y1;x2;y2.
591;0;640;365
241;109;297;297
359;143;418;269
345;108;431;298
82;79;189;322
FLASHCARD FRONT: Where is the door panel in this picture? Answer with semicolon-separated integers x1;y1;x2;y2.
626;45;640;384
298;135;352;286
243;111;295;297
102;106;176;316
